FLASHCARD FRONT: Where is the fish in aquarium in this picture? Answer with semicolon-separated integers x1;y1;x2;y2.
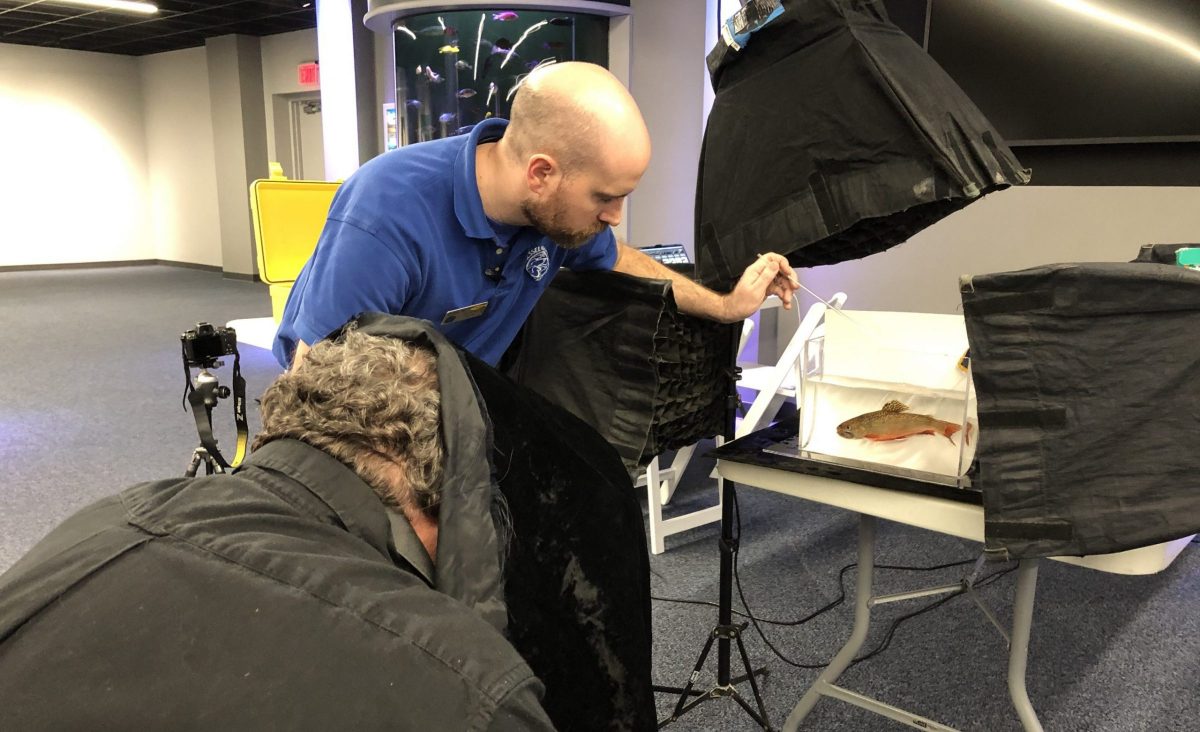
456;88;477;99
439;112;457;124
492;11;519;21
415;24;451;37
481;39;518;77
405;99;422;108
456;60;473;71
420;66;444;84
836;400;970;445
439;45;460;54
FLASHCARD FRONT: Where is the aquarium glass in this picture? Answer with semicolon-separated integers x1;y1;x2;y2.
393;9;609;145
776;309;978;489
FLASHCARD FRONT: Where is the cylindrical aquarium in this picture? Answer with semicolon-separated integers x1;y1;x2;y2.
393;9;610;145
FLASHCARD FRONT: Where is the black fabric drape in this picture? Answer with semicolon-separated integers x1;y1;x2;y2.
697;0;1029;289
960;263;1200;560
352;313;656;731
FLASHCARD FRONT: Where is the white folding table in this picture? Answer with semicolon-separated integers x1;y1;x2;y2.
715;458;1193;732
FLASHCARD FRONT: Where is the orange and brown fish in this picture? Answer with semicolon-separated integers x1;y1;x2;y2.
836;400;971;445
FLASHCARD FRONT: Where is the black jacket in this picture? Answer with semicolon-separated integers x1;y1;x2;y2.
0;438;553;731
0;314;554;732
1;315;657;731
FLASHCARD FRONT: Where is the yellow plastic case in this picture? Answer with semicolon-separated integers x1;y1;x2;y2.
249;178;341;322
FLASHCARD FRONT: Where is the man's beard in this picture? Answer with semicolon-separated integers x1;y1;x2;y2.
521;197;604;250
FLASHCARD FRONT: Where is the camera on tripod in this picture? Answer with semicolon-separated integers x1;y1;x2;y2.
181;322;238;369
180;321;247;476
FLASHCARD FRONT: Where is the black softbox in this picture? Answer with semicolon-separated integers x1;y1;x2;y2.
506;269;738;473
961;263;1200;560
696;0;1030;290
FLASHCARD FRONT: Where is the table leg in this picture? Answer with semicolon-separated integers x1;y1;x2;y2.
783;514;876;731
1008;558;1044;732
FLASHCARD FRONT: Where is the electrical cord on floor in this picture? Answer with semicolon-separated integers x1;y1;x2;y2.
649;483;1017;671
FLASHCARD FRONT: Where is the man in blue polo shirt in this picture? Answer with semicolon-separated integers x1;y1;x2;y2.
274;61;798;369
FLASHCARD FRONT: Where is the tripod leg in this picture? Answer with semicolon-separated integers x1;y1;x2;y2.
730;690;772;729
185;450;203;478
667;631;718;720
734;625;773;726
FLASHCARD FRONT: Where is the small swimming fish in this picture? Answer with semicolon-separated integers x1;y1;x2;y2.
456;88;477;99
415;25;445;37
456;60;473;71
836;400;970;445
423;67;443;84
438;44;460;54
438;112;457;124
492;11;519;21
404;99;422;108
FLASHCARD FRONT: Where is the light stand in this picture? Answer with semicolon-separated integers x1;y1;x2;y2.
653;323;773;730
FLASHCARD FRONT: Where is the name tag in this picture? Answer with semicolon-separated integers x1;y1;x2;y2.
441;301;489;324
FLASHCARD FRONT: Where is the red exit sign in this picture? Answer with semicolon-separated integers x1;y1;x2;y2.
298;62;320;86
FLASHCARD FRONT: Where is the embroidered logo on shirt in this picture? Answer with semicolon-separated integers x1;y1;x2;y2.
525;245;550;281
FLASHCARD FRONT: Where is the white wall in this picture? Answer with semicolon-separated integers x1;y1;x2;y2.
626;0;709;251
260;29;320;167
0;44;148;267
140;47;222;266
801;186;1200;314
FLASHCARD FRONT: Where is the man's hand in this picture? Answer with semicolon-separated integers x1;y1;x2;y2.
719;253;800;323
612;244;799;324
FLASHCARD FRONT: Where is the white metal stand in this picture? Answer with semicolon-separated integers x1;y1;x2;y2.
784;515;1044;732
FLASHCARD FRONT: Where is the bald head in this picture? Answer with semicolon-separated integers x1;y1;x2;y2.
505;62;651;178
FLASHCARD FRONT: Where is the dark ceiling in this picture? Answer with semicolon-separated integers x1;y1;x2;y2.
0;0;316;56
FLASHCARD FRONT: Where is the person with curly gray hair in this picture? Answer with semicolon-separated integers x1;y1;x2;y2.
0;323;552;732
254;329;446;562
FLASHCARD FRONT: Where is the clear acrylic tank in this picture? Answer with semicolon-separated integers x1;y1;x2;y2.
771;308;978;489
393;9;610;145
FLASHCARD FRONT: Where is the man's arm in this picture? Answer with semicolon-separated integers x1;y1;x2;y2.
611;242;799;323
290;340;311;370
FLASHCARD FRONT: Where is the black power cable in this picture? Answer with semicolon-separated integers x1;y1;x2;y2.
651;483;1018;671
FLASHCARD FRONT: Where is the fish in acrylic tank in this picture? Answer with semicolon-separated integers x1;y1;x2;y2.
836;400;971;445
393;9;608;144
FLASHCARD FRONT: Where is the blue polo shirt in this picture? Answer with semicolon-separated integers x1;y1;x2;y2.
272;118;617;367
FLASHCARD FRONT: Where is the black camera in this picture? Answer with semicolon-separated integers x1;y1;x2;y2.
181;322;238;369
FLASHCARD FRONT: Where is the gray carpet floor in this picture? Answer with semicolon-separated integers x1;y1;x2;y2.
1;266;1196;731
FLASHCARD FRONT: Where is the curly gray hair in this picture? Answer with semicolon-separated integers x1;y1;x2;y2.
252;330;443;517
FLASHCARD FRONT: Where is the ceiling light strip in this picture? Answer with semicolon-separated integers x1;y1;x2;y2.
51;0;159;15
1044;0;1200;63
